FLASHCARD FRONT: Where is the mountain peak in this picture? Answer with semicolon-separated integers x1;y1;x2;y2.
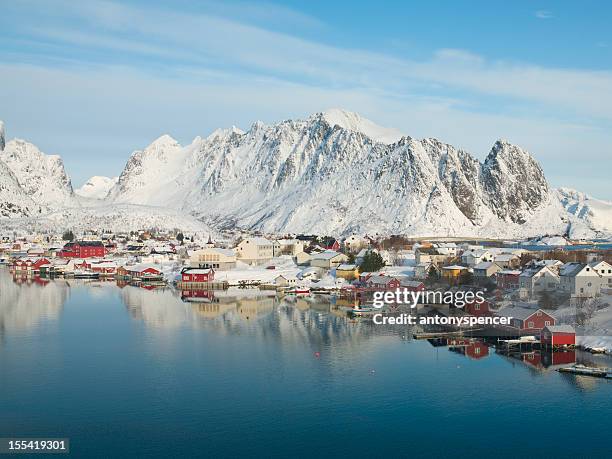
148;134;180;149
206;126;245;141
318;108;404;144
76;176;118;200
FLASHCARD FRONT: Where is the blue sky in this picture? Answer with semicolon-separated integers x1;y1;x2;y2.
1;0;611;198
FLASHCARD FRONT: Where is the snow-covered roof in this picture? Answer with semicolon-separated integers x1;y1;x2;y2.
473;261;497;270
544;325;575;333
496;306;549;320
128;263;160;273
241;237;272;246
494;254;518;261
311;250;344;260
182;268;213;274
336;264;357;270
559;262;586;277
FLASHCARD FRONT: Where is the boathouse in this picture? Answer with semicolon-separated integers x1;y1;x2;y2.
541;325;576;347
181;267;215;283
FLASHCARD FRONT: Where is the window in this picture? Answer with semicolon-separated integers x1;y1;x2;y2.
545;321;551;326
475;304;480;310
537;311;542;316
528;321;534;328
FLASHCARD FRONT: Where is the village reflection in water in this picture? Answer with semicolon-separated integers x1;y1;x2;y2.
2;267;610;389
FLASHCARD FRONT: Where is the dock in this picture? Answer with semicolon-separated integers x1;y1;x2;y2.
558;365;610;378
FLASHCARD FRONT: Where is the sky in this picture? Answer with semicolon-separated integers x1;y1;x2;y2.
0;0;611;198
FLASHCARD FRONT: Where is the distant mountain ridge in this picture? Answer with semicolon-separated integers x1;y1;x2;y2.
1;111;611;238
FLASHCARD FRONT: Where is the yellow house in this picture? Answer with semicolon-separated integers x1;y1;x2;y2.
441;265;469;284
336;263;359;280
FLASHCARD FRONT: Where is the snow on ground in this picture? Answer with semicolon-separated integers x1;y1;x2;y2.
213;256;301;285
556;294;612;353
210;256;349;288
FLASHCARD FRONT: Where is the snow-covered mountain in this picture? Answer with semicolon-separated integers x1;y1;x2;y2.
107;110;577;237
0;159;36;218
1;111;612;238
1;138;74;208
557;188;612;238
76;176;118;199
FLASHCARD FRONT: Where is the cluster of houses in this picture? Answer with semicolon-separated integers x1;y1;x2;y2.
414;242;612;302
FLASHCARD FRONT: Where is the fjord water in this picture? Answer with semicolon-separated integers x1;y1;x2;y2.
1;269;610;458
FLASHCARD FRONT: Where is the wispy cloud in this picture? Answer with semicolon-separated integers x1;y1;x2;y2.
535;10;553;19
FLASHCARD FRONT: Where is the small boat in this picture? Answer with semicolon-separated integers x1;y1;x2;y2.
287;288;310;295
74;270;100;279
558;364;608;378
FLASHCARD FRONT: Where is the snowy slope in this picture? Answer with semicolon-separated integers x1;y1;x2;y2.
322;108;403;144
76;176;118;199
0;159;36;218
556;188;612;238
2;139;74;207
108;111;573;237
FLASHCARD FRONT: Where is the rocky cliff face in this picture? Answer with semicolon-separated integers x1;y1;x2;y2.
0;121;5;152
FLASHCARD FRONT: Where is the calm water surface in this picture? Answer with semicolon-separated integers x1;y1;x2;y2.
1;268;611;458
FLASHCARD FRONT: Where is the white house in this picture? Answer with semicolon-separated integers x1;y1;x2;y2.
310;250;349;269
190;247;237;270
461;249;493;267
234;237;274;265
559;262;604;298
588;261;612;288
519;265;560;298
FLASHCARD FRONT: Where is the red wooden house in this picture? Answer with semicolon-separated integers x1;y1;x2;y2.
399;279;425;292
127;264;163;281
181;268;215;283
464;299;492;317
12;257;50;272
496;270;521;290
366;275;400;290
541;325;576;347
325;240;341;251
497;306;555;333
59;241;107;258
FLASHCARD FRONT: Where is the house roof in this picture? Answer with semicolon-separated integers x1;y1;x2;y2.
368;275;397;284
241;237;272;246
497;306;551;320
474;261;497;270
559;262;588;277
337;264;357;270
182;268;213;274
129;263;161;273
311;250;345;260
494;254;518;262
544;325;575;333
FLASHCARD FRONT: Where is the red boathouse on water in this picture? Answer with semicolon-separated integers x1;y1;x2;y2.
181;268;215;283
